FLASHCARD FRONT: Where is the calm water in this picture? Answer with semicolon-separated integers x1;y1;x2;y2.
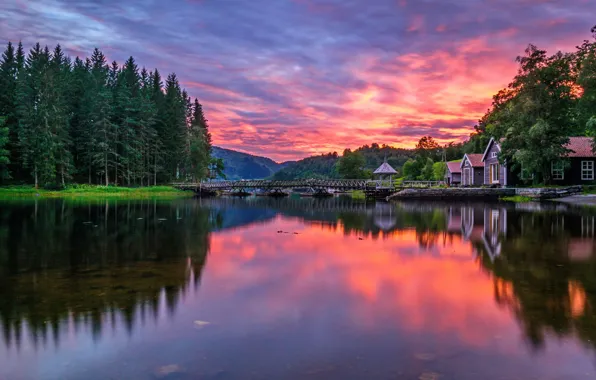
1;196;596;380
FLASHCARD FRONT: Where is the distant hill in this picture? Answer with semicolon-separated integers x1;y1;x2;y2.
212;147;290;180
271;144;417;180
270;153;340;180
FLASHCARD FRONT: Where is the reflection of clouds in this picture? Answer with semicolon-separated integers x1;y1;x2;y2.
205;215;513;348
2;0;595;160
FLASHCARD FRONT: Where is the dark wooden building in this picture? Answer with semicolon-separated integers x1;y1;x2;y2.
460;154;484;186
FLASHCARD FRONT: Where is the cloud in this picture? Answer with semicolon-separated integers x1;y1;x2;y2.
1;0;595;160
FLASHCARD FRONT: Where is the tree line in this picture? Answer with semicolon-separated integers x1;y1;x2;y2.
0;42;220;188
473;26;596;182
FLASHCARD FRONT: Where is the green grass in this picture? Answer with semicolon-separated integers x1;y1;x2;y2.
0;185;193;199
500;195;534;202
350;190;366;200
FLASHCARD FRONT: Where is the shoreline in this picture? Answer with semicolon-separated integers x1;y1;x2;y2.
0;185;194;199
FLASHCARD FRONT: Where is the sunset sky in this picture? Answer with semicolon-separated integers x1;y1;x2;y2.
1;0;595;161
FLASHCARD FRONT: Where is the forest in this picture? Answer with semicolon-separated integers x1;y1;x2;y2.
0;42;219;188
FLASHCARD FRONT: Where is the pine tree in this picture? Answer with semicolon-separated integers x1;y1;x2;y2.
187;98;212;181
16;43;53;187
115;56;143;185
49;45;74;186
0;42;17;180
160;73;186;181
69;56;91;182
149;70;165;185
0;116;9;182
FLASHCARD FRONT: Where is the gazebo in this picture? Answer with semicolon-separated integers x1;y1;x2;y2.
372;157;398;189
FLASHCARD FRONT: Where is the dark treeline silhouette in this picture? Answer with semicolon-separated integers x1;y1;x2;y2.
471;208;596;352
0;42;215;188
0;198;220;349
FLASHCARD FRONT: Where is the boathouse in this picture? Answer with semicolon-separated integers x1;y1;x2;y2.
460;154;484;186
479;136;596;186
445;160;462;186
481;138;510;187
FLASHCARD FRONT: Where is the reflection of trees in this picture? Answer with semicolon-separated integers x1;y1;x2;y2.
476;211;596;352
0;198;217;350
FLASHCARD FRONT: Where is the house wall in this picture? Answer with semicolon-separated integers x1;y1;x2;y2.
483;143;508;186
446;171;462;185
461;160;483;186
551;158;596;185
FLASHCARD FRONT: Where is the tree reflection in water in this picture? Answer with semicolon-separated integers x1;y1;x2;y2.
1;196;596;362
0;198;215;350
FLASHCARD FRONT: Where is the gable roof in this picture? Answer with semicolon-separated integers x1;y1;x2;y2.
566;137;596;157
481;137;501;162
446;161;462;174
460;154;483;168
373;161;398;174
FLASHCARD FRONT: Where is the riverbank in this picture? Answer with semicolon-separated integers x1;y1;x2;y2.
0;185;193;199
387;186;584;202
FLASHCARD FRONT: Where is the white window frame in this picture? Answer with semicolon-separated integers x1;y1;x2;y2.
581;160;594;181
551;161;564;180
490;163;499;183
491;151;498;159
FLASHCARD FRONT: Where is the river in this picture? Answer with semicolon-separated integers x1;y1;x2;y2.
1;196;595;380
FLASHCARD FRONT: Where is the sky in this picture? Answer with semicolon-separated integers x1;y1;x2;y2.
1;0;595;161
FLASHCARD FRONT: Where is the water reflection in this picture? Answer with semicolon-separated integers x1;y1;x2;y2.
0;197;595;379
0;199;213;352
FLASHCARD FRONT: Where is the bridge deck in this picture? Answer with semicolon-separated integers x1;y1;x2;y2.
173;179;372;191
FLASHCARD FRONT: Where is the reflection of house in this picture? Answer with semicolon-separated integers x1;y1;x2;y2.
482;207;507;261
460;154;484;186
568;216;596;261
447;206;462;233
446;205;507;261
461;206;484;241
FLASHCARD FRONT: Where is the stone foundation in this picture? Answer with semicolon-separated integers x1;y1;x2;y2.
387;186;583;201
514;186;582;200
387;187;515;201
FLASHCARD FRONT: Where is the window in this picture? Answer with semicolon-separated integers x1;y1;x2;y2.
582;161;594;181
490;163;499;183
551;161;564;180
491;151;498;159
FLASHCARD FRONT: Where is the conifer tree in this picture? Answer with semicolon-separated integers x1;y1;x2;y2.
0;116;9;182
0;42;18;180
1;41;216;187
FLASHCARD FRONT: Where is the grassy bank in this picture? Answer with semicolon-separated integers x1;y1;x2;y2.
0;185;193;199
500;195;534;203
350;190;366;200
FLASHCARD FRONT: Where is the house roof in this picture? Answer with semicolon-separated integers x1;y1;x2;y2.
566;137;596;157
446;161;462;174
481;137;501;162
461;154;483;168
373;161;398;174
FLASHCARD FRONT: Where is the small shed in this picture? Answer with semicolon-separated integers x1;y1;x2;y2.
373;158;398;189
445;161;462;186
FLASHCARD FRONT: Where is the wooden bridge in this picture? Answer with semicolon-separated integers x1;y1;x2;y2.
173;179;446;199
173;179;371;191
